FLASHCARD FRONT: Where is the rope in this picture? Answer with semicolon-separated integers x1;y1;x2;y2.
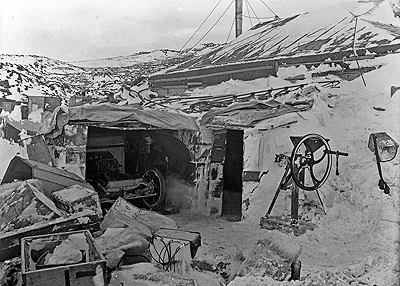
226;16;236;43
245;0;253;26
242;14;275;20
259;0;280;18
349;3;379;20
247;0;261;23
190;0;235;50
180;0;223;51
351;15;367;86
347;1;382;86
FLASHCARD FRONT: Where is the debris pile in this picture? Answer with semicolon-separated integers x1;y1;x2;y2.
236;237;302;281
0;180;61;232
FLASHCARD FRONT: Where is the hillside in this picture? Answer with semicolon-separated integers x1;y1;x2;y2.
0;43;223;104
72;44;221;68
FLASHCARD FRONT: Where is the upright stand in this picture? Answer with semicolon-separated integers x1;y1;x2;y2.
261;134;348;236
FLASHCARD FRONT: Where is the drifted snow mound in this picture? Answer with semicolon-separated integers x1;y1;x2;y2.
230;54;400;285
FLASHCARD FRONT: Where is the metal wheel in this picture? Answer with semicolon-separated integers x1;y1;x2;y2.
142;168;166;211
290;134;332;191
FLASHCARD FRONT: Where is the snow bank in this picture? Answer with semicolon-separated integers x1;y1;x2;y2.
225;50;400;285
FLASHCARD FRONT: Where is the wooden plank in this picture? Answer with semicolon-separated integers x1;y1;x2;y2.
24;267;67;286
150;64;275;83
22;135;53;166
152;59;276;79
69;263;105;286
27;181;64;217
2;157;92;192
161;85;189;89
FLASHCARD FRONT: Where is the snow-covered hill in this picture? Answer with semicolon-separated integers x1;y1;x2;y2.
0;54;123;103
0;43;223;104
71;44;222;68
0;54;83;102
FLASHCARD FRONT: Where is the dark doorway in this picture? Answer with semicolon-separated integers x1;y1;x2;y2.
222;130;244;220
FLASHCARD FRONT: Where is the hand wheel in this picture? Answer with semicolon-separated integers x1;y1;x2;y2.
290;134;332;191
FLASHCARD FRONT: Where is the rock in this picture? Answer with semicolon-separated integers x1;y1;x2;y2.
109;263;197;286
236;235;302;281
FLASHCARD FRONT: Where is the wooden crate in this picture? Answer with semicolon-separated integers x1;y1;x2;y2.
21;230;106;286
52;185;102;217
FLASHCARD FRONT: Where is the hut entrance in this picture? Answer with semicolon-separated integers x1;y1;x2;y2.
222;130;243;221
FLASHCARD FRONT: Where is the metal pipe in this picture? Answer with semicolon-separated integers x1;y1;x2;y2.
235;0;243;37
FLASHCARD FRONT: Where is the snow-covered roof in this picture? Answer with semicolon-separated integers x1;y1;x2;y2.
159;1;400;74
40;103;199;140
199;100;312;129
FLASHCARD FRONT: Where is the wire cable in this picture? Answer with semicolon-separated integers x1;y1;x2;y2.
242;14;275;20
247;0;261;23
180;0;224;51
259;0;280;18
245;0;253;27
347;1;382;87
190;0;235;50
226;16;236;43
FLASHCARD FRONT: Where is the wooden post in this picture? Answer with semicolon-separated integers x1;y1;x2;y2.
235;0;243;37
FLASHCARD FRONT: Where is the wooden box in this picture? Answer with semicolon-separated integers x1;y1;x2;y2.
52;185;102;217
21;230;106;286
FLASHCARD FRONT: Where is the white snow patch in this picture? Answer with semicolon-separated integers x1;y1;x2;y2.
28;108;43;123
0;138;27;180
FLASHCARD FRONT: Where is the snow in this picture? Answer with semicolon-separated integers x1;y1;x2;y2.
0;138;26;181
71;44;223;68
0;50;398;282
162;50;399;285
1;105;22;121
170;0;400;70
72;50;180;68
363;0;400;24
45;239;83;265
191;77;292;97
1;2;400;282
27;108;43;122
53;184;95;203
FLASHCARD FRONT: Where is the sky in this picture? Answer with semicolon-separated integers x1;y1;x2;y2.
0;0;355;62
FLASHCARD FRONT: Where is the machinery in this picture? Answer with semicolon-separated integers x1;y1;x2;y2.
150;228;201;275
86;150;166;211
261;133;348;235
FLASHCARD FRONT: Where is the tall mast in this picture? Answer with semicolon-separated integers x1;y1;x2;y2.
235;0;243;37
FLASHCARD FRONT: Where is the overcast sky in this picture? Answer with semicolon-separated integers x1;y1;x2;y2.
0;0;351;62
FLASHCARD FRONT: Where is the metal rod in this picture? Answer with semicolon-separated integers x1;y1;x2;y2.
235;0;243;37
315;189;326;214
265;163;290;216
